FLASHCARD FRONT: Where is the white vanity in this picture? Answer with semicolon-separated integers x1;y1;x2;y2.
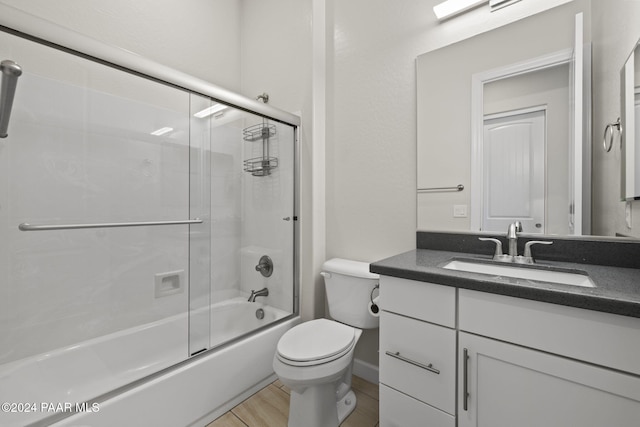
379;276;457;426
374;238;640;427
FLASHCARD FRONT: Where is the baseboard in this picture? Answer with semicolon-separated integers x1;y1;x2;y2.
353;358;379;384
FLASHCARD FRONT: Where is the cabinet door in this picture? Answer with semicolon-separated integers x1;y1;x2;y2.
458;332;640;427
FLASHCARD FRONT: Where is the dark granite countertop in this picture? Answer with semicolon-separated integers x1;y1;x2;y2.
370;249;640;319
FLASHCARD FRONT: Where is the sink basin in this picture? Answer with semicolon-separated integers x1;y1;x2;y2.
442;259;595;287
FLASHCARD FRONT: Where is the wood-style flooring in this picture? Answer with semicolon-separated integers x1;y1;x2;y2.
206;376;379;427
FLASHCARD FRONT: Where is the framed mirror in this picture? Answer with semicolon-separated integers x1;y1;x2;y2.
417;0;640;238
417;3;588;235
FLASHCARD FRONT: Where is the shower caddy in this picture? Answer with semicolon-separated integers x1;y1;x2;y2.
243;120;277;176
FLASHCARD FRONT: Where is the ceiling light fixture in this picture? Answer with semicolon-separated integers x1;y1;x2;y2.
433;0;488;21
194;103;228;118
150;127;173;136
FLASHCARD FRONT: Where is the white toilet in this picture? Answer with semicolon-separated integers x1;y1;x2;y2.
273;258;379;427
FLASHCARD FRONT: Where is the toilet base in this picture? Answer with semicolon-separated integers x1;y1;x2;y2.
287;386;357;427
288;382;337;427
336;389;357;424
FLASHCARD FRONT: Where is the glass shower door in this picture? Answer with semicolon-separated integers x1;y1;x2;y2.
0;29;192;427
202;107;296;349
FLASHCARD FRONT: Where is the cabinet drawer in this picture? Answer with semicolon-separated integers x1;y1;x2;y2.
380;384;455;427
380;311;456;414
380;275;456;327
459;289;640;376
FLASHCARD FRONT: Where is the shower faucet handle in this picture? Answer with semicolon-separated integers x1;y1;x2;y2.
255;255;273;277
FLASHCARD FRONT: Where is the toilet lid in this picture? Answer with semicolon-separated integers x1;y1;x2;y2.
277;319;355;365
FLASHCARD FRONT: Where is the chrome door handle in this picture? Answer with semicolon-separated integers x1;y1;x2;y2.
463;348;470;411
385;351;440;375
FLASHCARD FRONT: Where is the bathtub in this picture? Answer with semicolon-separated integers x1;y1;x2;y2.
209;298;291;348
0;298;297;427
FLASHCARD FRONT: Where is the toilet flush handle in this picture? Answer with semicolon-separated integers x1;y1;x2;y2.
320;271;331;278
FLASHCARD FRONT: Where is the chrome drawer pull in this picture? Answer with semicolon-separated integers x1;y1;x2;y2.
385;351;440;375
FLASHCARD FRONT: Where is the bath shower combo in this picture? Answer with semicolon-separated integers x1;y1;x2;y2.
0;4;300;427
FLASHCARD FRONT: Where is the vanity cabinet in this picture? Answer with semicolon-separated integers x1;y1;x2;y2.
458;332;640;426
379;276;640;427
458;288;640;427
379;276;456;427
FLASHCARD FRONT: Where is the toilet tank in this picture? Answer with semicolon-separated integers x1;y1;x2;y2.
322;258;379;329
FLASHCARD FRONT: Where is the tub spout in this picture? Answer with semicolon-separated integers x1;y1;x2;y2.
248;287;269;302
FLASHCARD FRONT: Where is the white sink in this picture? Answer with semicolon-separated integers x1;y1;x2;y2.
442;260;595;288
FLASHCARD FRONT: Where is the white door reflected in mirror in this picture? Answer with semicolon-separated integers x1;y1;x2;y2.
482;109;545;234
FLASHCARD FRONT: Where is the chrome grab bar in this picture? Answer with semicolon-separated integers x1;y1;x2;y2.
0;59;22;138
18;218;203;231
385;351;440;375
417;184;464;193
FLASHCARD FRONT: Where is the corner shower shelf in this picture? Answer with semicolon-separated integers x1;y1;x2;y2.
243;122;278;176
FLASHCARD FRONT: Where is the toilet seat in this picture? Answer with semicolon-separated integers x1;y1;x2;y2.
276;319;356;367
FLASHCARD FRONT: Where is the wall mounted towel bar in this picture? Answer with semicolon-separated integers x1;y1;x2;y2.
418;184;464;193
0;59;22;138
19;218;203;232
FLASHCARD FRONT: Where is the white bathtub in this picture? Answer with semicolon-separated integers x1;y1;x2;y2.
0;298;297;427
209;298;290;347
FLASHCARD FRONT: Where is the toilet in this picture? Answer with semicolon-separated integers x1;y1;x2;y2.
273;258;379;427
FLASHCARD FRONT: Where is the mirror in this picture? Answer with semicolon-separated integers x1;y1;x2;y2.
621;40;640;201
417;1;640;238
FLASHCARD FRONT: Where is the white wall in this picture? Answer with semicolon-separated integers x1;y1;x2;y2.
0;0;243;91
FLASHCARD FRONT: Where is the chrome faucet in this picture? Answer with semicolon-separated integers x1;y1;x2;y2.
506;221;523;257
479;221;553;264
248;287;269;302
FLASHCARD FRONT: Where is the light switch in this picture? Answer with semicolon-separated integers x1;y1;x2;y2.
453;205;468;218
